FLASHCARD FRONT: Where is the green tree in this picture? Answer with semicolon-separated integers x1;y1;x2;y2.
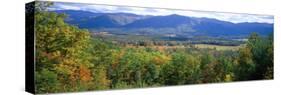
200;53;217;83
235;46;255;80
35;69;60;93
159;52;200;85
35;10;94;93
247;33;273;79
235;33;273;80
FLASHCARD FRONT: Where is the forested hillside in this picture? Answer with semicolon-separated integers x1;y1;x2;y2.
29;2;273;94
53;10;273;38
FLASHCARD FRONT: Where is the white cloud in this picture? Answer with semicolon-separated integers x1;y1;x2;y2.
58;4;81;10
50;2;274;24
82;5;118;12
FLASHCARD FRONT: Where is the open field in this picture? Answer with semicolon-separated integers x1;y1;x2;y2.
194;44;244;51
125;44;244;51
31;2;273;93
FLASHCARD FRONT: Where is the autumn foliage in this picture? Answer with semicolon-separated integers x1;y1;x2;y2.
31;2;273;94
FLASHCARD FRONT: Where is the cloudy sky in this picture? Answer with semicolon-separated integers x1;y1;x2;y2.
49;2;274;24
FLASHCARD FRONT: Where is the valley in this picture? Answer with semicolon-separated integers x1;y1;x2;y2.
32;2;274;93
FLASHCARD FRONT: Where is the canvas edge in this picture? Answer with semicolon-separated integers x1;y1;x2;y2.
25;1;36;94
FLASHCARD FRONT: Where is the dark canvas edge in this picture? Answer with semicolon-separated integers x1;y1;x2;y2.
25;1;35;94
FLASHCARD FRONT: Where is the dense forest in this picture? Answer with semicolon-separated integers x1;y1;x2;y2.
28;2;273;94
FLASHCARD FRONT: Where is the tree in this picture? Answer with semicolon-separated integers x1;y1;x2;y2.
247;33;273;79
35;9;94;93
35;1;54;12
143;63;159;85
159;52;201;85
216;56;235;82
235;46;255;80
35;69;60;93
235;32;273;80
200;52;217;83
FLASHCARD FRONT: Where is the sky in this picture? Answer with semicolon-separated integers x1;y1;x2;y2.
48;2;274;24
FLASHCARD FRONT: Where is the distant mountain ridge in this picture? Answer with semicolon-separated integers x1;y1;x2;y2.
54;10;147;28
52;10;273;37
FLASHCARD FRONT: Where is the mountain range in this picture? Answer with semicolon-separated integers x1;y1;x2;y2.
53;10;273;38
